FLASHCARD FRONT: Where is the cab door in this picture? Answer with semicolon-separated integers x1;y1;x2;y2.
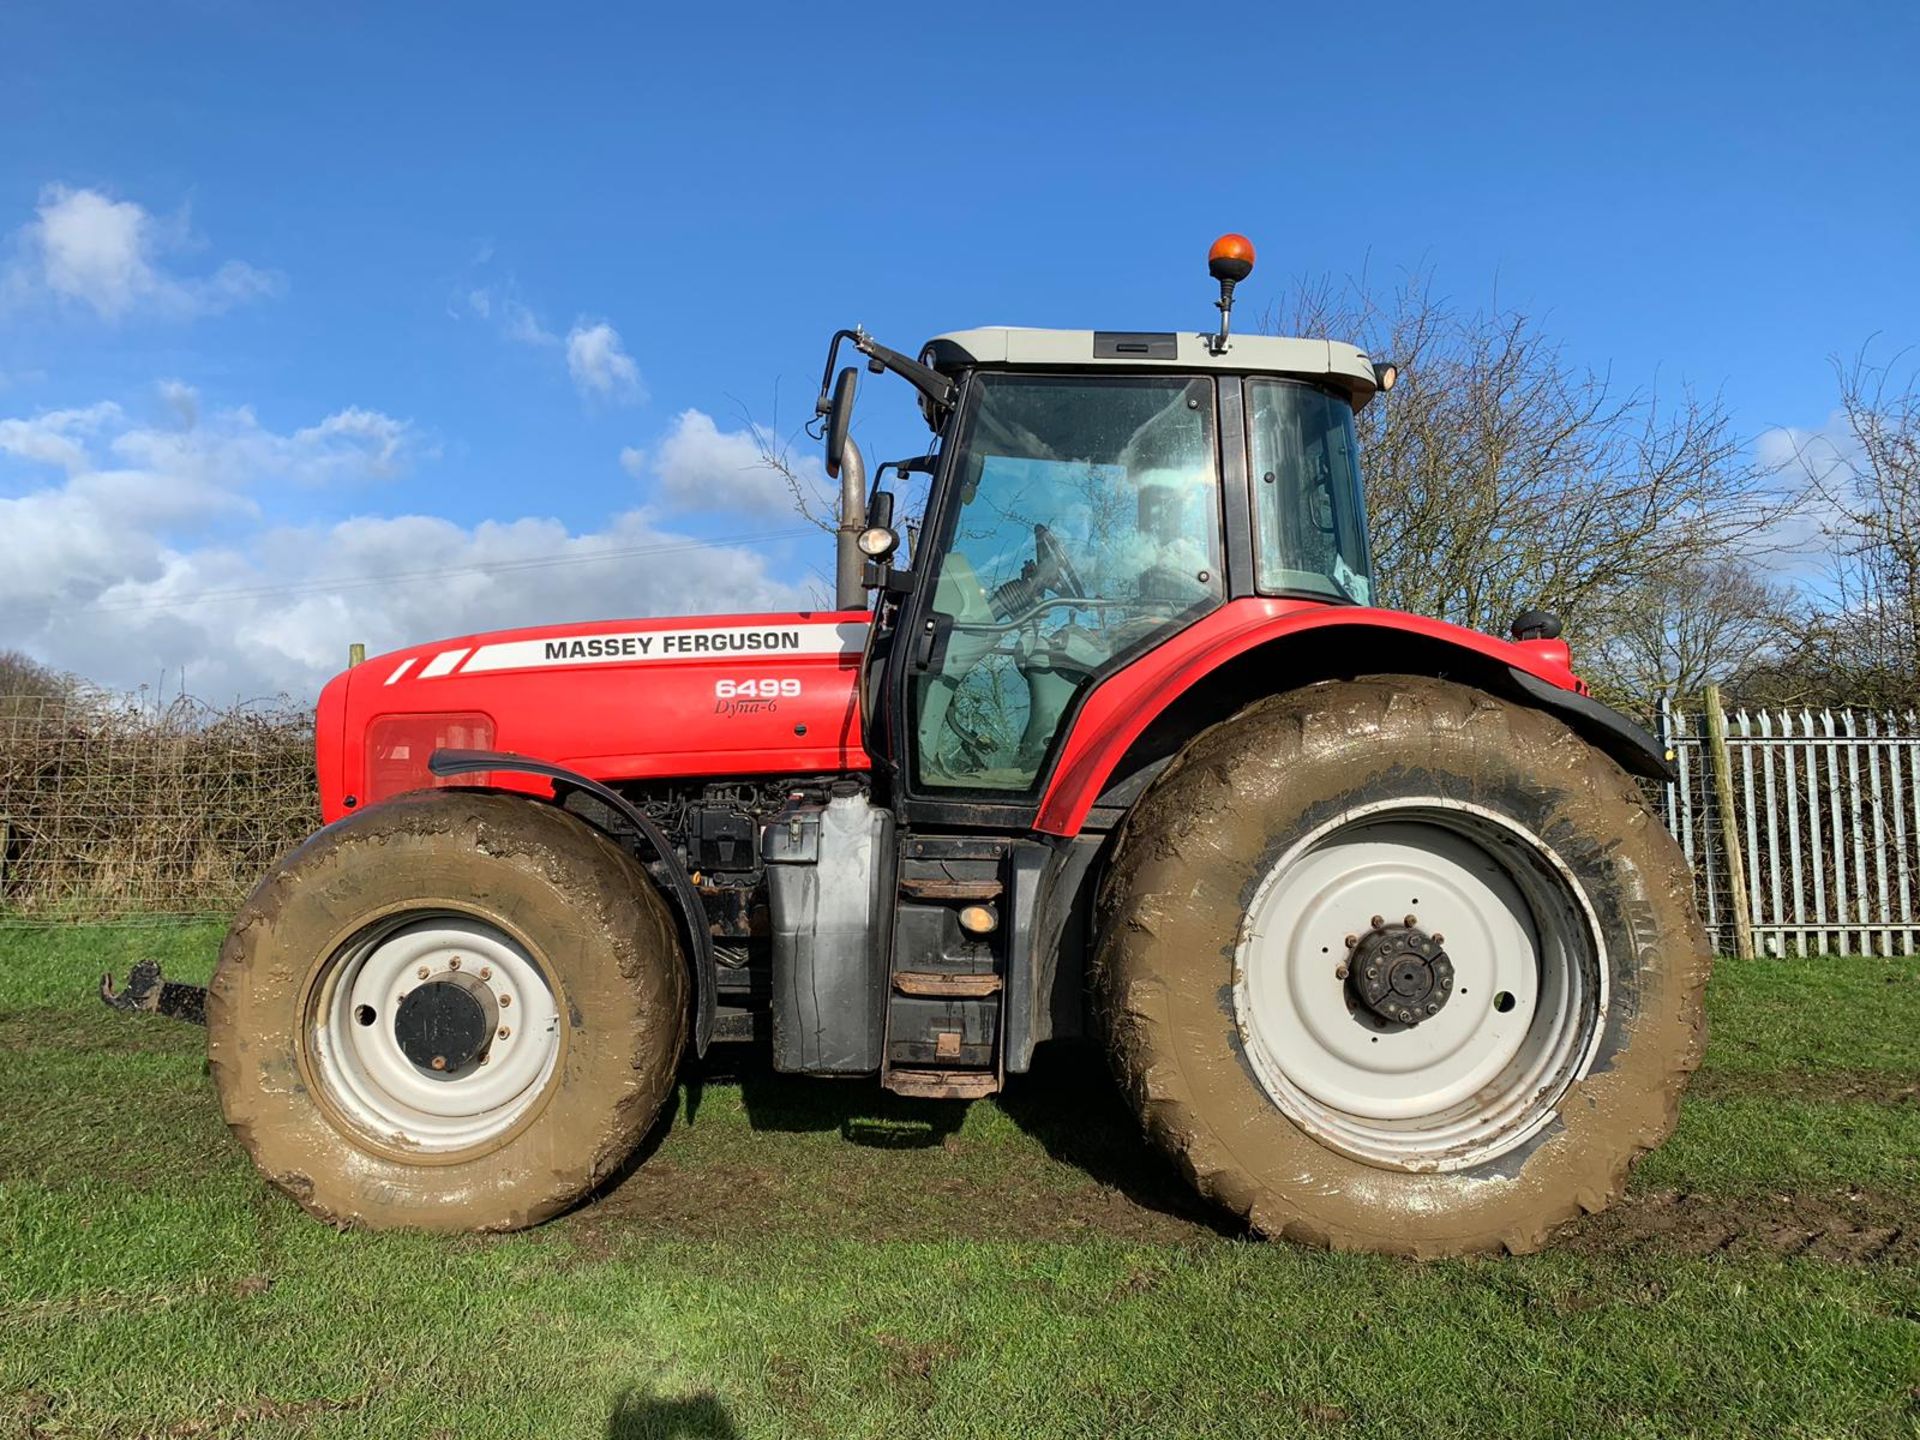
895;371;1229;812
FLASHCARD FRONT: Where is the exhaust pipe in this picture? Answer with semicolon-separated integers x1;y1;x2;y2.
835;437;868;610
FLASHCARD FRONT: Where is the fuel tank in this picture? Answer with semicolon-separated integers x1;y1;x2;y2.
316;611;872;822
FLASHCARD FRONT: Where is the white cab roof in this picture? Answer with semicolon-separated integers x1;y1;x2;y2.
923;327;1380;407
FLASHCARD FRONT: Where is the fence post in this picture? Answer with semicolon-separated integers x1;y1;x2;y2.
348;643;366;668
1705;685;1756;960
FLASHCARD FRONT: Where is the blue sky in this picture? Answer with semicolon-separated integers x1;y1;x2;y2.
2;2;1916;697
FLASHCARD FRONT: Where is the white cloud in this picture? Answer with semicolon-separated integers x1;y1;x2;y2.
653;409;828;516
0;390;808;699
1749;411;1865;585
8;184;280;321
619;445;647;478
157;379;198;429
0;401;123;472
505;301;557;348
466;285;558;347
566;320;644;404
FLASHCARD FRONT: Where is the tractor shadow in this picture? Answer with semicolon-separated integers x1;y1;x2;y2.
605;1387;737;1440
646;1039;1242;1239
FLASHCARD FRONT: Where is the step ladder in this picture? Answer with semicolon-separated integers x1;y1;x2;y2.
881;839;1009;1099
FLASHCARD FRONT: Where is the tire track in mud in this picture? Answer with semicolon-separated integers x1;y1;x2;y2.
1558;1188;1917;1264
562;1150;1920;1265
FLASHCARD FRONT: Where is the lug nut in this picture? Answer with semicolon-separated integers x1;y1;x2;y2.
479;967;492;981
498;1025;511;1039
448;956;461;971
416;966;430;980
1343;933;1358;948
1370;915;1385;929
1432;932;1445;944
431;1055;448;1071
498;993;511;1008
1334;965;1349;980
1404;913;1418;927
479;1053;491;1065
1427;1002;1439;1014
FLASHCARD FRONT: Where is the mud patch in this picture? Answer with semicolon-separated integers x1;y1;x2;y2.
554;1043;1243;1252
563;1153;1229;1250
1688;1067;1919;1106
1561;1188;1917;1264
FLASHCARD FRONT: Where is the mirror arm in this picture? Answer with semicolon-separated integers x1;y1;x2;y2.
851;331;957;415
814;328;862;418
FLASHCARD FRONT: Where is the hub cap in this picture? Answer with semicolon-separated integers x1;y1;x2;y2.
306;913;561;1153
1233;801;1606;1171
1349;922;1455;1026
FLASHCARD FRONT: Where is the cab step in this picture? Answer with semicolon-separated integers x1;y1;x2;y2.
897;876;1003;902
892;971;1002;998
883;1068;1000;1100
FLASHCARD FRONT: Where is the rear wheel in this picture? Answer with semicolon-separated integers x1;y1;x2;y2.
209;790;687;1231
1095;676;1710;1256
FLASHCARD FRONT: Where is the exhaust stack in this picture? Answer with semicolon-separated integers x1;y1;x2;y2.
835;437;868;610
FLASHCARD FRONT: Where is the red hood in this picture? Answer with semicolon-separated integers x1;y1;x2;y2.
318;611;871;820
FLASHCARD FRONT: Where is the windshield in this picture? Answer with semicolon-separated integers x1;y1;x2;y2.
913;373;1223;793
1248;378;1372;604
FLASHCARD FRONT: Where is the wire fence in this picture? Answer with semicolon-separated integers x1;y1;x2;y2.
0;691;317;924
1661;697;1920;957
4;684;1920;958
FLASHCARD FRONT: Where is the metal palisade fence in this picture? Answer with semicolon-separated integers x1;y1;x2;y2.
1661;690;1920;957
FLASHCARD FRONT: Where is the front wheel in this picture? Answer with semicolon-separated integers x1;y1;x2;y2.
208;791;687;1232
1095;676;1710;1256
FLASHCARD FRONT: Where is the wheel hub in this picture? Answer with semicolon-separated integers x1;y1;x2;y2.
393;978;493;1073
1349;921;1454;1026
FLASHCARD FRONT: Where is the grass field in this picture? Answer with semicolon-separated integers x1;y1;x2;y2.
3;926;1918;1438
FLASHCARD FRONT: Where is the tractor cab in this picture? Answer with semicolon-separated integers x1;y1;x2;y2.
816;236;1396;800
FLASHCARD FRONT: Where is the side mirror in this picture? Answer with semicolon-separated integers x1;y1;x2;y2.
824;366;858;480
866;490;894;532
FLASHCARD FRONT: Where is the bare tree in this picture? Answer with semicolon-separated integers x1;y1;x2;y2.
1581;558;1793;714
1266;272;1788;646
1764;343;1920;708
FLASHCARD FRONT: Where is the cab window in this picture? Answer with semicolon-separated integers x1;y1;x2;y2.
1248;378;1372;604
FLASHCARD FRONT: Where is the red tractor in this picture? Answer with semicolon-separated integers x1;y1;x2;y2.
203;238;1709;1255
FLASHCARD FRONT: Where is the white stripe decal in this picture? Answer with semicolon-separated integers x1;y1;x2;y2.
419;648;469;678
457;621;869;675
384;658;416;686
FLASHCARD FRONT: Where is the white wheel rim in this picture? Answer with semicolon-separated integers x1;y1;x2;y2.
308;912;561;1153
1234;799;1606;1171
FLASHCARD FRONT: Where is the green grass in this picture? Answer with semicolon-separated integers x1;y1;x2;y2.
2;930;1918;1439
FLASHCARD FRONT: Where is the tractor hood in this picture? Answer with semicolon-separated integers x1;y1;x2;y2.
316;611;872;822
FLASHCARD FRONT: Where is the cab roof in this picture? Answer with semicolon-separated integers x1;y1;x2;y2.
921;327;1381;409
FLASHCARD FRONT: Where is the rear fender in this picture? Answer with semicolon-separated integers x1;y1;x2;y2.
1036;602;1669;837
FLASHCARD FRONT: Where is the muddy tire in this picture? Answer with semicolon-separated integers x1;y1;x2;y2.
208;790;687;1232
1095;676;1710;1256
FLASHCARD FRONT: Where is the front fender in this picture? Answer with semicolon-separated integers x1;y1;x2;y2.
1035;599;1666;836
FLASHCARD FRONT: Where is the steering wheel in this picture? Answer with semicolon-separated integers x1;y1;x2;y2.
1033;524;1087;599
